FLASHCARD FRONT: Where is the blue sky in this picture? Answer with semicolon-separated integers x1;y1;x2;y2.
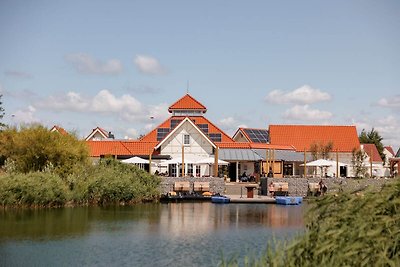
0;1;399;148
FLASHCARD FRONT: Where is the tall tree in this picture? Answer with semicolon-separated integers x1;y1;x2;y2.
0;94;5;128
359;128;385;162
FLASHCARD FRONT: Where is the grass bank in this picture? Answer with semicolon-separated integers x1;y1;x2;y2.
0;160;161;208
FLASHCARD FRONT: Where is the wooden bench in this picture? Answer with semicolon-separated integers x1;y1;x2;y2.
193;182;210;192
174;182;190;192
273;182;289;196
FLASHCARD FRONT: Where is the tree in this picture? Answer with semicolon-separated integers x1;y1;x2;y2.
0;94;5;128
359;128;385;162
309;141;334;160
352;148;367;178
0;124;90;177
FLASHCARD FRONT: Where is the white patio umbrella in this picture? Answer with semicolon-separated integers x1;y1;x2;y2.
195;157;229;165
300;159;334;167
121;156;149;164
160;156;196;165
300;159;347;177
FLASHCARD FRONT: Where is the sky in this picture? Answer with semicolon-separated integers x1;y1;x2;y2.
0;1;399;149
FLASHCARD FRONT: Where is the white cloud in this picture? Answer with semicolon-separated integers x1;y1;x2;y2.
283;105;333;121
134;55;166;75
12;106;40;124
65;53;123;74
377;95;400;109
352;115;400;148
218;117;247;136
91;90;143;114
36;90;169;125
266;85;331;105
125;128;139;139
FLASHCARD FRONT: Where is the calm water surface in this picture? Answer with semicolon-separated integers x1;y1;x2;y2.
0;203;306;266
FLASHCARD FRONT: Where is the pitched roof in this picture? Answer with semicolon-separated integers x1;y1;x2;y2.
86;140;157;157
50;125;68;135
362;143;383;162
168;94;207;113
240;128;269;143
269;125;360;152
139;116;235;143
384;146;395;156
154;117;216;149
85;127;110;141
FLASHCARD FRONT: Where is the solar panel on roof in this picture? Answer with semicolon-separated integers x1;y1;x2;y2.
197;124;209;134
209;133;222;142
243;129;269;143
157;128;170;141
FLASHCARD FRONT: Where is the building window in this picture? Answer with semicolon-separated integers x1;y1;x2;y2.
169;164;177;177
196;165;201;177
187;164;193;177
183;134;190;145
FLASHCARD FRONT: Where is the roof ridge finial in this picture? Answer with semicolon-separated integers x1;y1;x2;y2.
186;80;189;94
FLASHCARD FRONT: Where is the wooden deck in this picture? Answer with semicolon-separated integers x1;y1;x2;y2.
225;195;276;203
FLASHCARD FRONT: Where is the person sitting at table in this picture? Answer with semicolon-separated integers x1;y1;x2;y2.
241;171;248;182
268;182;275;197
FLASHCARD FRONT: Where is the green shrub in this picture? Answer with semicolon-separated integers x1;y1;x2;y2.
68;159;160;205
0;172;67;207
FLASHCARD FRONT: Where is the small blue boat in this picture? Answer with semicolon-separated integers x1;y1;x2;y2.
211;195;230;204
275;196;303;205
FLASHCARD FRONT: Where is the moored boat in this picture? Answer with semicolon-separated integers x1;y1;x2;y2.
275;196;303;205
211;195;230;204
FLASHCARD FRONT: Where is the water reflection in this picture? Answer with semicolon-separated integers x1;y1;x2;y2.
1;203;306;266
0;203;305;240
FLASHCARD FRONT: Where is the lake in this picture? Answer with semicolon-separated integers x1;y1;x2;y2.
0;203;306;266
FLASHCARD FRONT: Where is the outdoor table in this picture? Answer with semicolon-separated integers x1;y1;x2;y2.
245;185;257;198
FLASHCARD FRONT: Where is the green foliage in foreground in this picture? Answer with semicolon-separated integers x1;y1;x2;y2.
0;160;161;207
222;179;400;267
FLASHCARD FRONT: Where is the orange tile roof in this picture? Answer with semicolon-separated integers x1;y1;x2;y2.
87;140;157;157
50;125;68;135
362;143;383;162
140;116;235;143
269;125;360;152
168;94;207;113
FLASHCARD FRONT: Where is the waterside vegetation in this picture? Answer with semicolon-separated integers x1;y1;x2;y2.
222;178;400;266
0;125;160;208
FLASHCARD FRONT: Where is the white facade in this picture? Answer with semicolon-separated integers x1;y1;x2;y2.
155;118;218;177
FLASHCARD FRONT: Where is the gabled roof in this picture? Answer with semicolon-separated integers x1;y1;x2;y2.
233;128;269;143
139;116;235;144
85;127;110;141
362;143;383;162
269;125;360;152
50;125;68;135
168;94;207;113
384;146;395;156
86;140;157;157
397;148;400;158
154;117;216;149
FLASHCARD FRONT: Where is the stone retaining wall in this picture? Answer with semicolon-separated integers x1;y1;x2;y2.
159;177;225;195
265;177;391;197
